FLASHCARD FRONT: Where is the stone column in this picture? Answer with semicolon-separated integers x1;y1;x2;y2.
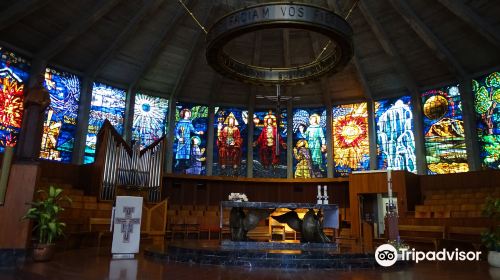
206;104;215;176
367;99;378;170
72;78;93;165
459;79;481;171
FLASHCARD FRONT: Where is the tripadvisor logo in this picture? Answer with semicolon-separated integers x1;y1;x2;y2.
375;244;482;267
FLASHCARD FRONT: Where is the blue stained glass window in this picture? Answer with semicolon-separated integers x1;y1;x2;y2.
292;107;327;178
253;109;287;178
0;47;30;153
213;107;247;177
84;82;126;164
375;96;416;173
474;71;500;169
39;67;80;163
173;102;208;175
132;93;168;148
422;85;468;174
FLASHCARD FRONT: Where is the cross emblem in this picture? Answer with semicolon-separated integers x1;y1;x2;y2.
114;206;141;243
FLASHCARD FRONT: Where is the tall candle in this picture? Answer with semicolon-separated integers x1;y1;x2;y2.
387;170;393;198
323;185;328;197
317;185;321;196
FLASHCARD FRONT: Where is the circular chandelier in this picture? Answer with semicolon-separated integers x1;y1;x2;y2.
205;2;354;86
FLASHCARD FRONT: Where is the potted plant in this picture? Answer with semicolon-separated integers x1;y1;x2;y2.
23;186;70;261
481;197;500;267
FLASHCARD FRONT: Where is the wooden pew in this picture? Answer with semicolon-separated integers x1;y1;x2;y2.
445;226;488;250
398;225;445;251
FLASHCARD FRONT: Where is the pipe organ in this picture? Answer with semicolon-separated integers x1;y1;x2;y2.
95;120;165;202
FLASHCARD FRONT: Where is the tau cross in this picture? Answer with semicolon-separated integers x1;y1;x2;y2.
115;206;140;243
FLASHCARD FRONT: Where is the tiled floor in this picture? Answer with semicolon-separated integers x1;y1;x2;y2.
2;247;497;280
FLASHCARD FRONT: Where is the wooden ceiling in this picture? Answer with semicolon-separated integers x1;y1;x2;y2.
0;0;499;106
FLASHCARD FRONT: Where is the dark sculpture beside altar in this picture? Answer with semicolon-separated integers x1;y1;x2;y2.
222;201;338;243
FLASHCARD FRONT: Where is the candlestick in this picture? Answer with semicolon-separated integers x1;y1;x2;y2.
323;185;329;204
317;185;323;204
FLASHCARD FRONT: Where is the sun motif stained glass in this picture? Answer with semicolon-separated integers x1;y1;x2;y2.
422;85;468;174
332;102;370;176
173;102;208;175
84;82;126;164
292;107;327;178
213;107;247;177
39;67;80;163
253;109;287;178
132;93;168;148
0;47;30;153
474;71;500;169
375;96;416;173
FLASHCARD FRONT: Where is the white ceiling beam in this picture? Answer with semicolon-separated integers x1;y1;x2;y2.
85;0;158;78
438;0;500;49
34;0;121;61
388;0;467;78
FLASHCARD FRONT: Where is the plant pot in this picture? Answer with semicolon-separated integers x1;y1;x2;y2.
488;251;500;268
32;243;56;262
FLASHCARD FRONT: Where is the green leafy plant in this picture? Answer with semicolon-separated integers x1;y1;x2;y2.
388;237;410;252
481;197;500;251
22;186;71;244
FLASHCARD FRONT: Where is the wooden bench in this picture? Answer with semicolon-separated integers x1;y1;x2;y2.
445;226;488;250
247;225;271;241
398;225;445;251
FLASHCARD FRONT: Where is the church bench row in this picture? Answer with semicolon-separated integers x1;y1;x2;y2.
398;225;488;251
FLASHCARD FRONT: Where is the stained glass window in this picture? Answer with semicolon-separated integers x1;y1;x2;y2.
422;85;468;174
332;102;370;176
253;109;287;178
0;47;30;152
39;68;80;162
84;82;126;164
212;107;247;176
474;71;500;169
132;93;168;148
173;102;208;175
375;96;416;173
292;108;327;178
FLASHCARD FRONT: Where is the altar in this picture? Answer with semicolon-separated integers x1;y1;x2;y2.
219;201;339;243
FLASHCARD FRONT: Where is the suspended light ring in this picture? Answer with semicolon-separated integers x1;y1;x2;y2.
206;2;354;86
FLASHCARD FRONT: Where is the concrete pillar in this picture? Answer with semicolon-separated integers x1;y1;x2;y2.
367;99;378;170
287;100;293;179
15;60;49;161
411;92;427;175
246;90;255;178
123;86;136;143
459;79;481;171
325;103;334;178
165;97;177;173
206;104;215;176
72;78;93;165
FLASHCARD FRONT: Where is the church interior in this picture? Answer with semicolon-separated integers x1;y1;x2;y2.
1;0;500;279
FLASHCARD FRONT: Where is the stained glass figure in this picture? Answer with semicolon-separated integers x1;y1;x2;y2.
474;72;500;169
332;102;370;176
39;67;80;162
84;82;126;164
213;107;246;176
173;103;208;175
0;47;30;152
292;108;327;178
375;96;416;173
132;93;168;148
253;109;287;178
422;85;468;174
